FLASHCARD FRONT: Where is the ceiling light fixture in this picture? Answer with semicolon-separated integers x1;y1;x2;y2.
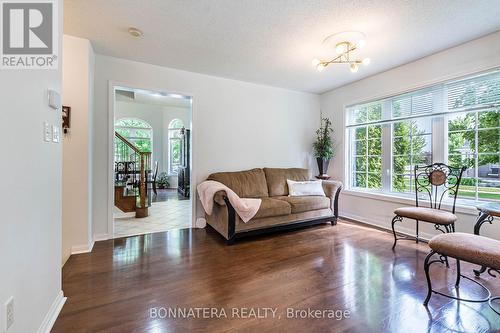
128;27;144;38
312;31;370;73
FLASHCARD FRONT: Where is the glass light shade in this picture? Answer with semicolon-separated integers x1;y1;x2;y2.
356;39;366;49
311;58;320;67
316;63;326;72
350;63;359;73
362;58;371;66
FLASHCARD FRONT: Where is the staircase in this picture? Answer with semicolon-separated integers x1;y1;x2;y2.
114;131;152;218
114;185;136;213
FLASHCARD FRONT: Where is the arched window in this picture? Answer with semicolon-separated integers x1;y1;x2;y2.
168;119;184;174
115;118;153;155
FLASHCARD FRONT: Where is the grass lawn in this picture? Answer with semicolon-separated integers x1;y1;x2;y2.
458;185;500;200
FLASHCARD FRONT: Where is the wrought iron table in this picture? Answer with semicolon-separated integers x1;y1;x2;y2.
473;202;500;277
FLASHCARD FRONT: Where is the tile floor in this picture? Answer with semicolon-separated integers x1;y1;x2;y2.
114;190;191;238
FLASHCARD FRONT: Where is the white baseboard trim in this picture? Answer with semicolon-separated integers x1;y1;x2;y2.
340;212;434;242
70;240;95;255
37;290;66;333
93;233;110;241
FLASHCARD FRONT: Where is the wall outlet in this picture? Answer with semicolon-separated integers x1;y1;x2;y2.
4;297;13;331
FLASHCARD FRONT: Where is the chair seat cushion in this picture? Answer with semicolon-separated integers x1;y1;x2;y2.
275;196;330;214
394;207;457;225
429;233;500;270
253;197;291;219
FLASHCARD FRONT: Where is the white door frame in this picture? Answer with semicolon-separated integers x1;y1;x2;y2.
107;80;196;238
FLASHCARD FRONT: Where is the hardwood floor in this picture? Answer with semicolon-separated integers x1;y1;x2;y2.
52;221;500;333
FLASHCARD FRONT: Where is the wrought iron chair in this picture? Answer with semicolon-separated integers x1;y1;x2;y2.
391;163;466;249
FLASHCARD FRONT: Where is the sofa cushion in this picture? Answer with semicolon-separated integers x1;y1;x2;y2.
207;168;269;198
263;168;310;196
275;196;330;214
253;198;291;219
287;179;325;197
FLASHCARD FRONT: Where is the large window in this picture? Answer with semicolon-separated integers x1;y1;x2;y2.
351;102;382;190
168;119;184;175
115;118;153;160
346;70;500;203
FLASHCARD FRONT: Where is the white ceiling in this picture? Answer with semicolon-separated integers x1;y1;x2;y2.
64;0;500;94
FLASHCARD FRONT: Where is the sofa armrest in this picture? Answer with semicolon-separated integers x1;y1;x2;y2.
213;190;227;206
322;180;342;218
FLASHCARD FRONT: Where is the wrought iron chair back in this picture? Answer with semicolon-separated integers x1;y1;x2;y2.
414;163;466;214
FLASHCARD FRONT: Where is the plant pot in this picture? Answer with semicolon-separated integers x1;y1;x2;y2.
316;157;330;177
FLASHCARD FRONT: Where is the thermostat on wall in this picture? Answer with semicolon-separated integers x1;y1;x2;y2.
48;90;61;110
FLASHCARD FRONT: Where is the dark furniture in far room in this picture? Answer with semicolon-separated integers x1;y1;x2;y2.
177;128;190;198
147;161;159;196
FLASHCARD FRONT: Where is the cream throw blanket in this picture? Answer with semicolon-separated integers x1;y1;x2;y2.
197;180;261;223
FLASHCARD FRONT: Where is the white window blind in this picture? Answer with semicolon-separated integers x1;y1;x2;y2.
346;87;440;127
447;71;500;111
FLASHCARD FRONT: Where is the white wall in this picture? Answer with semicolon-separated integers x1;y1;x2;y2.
62;35;95;264
0;1;64;332
92;54;320;238
320;31;500;240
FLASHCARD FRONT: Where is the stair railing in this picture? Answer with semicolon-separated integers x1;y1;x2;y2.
114;131;152;217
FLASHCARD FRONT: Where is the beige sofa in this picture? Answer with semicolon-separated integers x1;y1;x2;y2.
204;167;342;244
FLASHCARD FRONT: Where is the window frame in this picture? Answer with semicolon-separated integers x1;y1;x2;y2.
114;117;153;161
168;119;184;175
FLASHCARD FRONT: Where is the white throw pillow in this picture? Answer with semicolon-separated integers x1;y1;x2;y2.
287;179;325;197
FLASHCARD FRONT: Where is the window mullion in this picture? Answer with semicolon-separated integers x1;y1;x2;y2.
381;100;392;192
475;111;479;201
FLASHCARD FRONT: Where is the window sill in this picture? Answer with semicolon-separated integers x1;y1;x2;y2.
342;189;479;216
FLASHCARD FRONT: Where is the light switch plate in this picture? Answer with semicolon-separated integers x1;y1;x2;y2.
52;125;60;143
44;122;51;142
4;296;14;331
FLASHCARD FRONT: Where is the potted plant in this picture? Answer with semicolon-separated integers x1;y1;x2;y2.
156;172;170;189
313;117;334;178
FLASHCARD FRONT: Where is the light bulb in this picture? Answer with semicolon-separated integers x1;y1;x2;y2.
362;58;371;66
311;59;320;67
350;63;359;73
356;39;366;49
316;63;326;72
335;43;347;54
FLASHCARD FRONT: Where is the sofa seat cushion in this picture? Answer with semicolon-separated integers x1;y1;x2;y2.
263;168;310;196
429;233;500;270
207;168;269;198
275;196;330;214
394;207;457;225
253;198;292;219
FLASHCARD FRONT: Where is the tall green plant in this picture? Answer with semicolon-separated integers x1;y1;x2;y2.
313;118;334;159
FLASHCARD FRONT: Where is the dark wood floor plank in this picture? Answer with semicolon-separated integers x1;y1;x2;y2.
52;221;500;333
